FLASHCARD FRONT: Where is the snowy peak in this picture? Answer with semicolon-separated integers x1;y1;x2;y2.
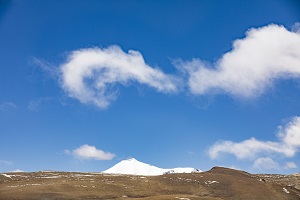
103;158;201;176
126;158;136;162
103;158;165;176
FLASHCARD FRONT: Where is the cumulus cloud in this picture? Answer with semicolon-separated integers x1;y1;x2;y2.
284;162;297;169
68;144;115;160
253;157;280;170
35;23;300;108
60;45;178;108
278;117;300;147
178;23;300;98
208;116;300;160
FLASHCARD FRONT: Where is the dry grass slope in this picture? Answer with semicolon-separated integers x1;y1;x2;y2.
1;167;300;200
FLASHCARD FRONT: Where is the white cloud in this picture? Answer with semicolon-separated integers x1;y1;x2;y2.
208;116;300;160
221;165;241;170
178;23;300;98
208;138;293;160
284;162;297;169
70;144;115;160
60;45;178;108
253;157;280;170
10;169;25;173
278;117;300;146
35;23;300;108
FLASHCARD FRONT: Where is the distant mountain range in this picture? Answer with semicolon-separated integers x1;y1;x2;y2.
102;158;201;176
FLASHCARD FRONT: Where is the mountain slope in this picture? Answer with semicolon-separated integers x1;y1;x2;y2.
103;158;201;175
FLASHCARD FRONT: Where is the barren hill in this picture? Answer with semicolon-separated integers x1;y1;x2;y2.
1;167;300;200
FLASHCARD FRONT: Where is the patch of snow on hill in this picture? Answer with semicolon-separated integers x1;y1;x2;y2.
103;158;201;176
164;167;201;174
1;174;12;179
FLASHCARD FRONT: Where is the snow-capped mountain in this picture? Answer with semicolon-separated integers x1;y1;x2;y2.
103;158;201;176
164;167;201;174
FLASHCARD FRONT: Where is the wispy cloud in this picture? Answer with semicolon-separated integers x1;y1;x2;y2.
10;169;25;173
66;144;115;161
284;162;297;169
252;157;280;170
30;57;59;79
222;165;241;171
187;151;196;155
28;97;52;112
292;22;300;33
177;23;300;98
0;102;16;111
0;160;12;165
59;45;178;108
208;116;300;170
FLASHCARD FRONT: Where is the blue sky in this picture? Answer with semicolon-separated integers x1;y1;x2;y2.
1;0;300;173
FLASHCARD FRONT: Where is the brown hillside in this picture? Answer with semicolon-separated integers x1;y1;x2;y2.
0;167;299;200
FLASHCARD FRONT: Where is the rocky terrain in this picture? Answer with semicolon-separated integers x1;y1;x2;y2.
1;167;300;200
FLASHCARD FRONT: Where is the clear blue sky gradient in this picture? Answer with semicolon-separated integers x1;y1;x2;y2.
0;0;300;173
